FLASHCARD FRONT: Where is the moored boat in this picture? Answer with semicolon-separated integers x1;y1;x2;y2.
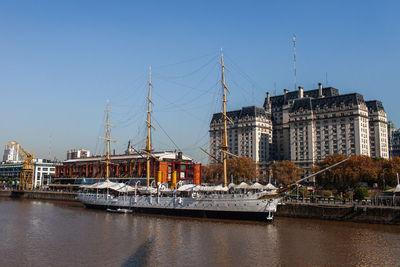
77;51;281;222
78;183;280;221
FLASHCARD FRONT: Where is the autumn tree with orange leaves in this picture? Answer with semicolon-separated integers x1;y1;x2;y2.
202;156;257;184
314;154;400;191
271;160;302;185
202;163;223;184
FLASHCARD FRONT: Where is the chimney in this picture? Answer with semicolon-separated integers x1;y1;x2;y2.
318;83;323;97
298;86;304;98
177;151;183;160
283;89;289;102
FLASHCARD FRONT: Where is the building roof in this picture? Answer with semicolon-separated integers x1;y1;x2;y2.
63;151;193;164
290;97;313;112
264;87;340;108
311;93;365;109
303;87;339;98
211;106;269;123
290;93;365;112
366;100;385;112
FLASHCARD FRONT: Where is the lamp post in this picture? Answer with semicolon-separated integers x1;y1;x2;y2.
383;171;385;191
382;168;389;191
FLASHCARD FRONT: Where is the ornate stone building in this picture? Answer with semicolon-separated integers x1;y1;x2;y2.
263;83;388;171
209;106;273;172
389;128;400;158
366;101;389;159
209;83;389;174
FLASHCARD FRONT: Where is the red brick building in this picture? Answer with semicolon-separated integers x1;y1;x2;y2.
54;151;201;186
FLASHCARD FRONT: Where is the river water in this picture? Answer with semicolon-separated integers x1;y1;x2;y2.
0;199;399;267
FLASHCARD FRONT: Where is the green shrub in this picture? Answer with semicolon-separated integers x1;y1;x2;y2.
354;187;369;200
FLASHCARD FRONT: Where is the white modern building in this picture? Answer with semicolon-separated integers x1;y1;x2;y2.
32;159;58;188
2;143;22;163
67;149;91;160
0;159;59;188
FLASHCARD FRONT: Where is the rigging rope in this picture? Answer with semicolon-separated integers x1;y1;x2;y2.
153;55;217;80
96;51;267;161
94;109;107;156
152;51;218;69
224;53;265;92
152;116;182;152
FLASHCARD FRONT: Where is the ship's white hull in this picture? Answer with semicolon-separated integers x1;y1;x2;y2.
77;193;280;222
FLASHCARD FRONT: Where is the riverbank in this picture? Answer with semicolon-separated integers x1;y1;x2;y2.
276;202;400;225
0;190;79;202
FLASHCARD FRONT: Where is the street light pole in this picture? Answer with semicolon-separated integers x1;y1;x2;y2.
382;168;388;191
383;171;385;191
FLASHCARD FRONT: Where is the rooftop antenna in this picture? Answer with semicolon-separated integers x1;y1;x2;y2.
293;34;297;91
251;86;255;105
326;72;328;86
48;134;52;161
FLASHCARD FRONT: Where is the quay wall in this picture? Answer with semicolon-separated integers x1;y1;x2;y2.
0;190;79;202
0;190;11;197
276;203;400;225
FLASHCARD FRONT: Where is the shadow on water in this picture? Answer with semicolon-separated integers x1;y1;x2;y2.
121;237;155;267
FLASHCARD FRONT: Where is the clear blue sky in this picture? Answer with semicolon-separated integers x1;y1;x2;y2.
1;0;399;162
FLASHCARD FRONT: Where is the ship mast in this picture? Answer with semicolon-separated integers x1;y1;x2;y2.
145;67;154;188
220;49;229;187
102;102;115;181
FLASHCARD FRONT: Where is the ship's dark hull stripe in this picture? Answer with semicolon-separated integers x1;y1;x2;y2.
84;204;271;221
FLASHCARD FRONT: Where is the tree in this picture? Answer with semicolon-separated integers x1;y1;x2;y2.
202;164;222;184
345;155;379;186
315;154;386;191
314;154;349;191
353;186;369;200
381;157;400;187
202;156;257;184
227;156;258;183
271;161;302;185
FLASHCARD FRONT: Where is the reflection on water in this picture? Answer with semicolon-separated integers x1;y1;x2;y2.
122;237;155;267
0;199;399;267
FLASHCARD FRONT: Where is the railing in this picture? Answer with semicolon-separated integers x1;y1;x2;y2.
283;196;400;207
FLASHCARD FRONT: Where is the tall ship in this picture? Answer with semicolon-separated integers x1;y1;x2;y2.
77;51;281;222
